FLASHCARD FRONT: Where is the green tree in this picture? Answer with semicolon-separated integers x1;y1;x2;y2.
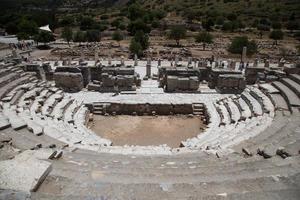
73;31;87;44
127;3;144;21
18;19;38;36
59;16;74;27
34;31;55;45
129;39;143;57
168;26;186;46
86;30;101;42
195;32;213;50
203;18;215;31
228;36;257;56
272;21;282;29
80;16;95;30
269;30;284;45
127;19;150;35
286;21;299;32
17;32;29;40
5;21;19;34
297;45;300;55
133;30;149;50
61;27;73;45
112;30;123;45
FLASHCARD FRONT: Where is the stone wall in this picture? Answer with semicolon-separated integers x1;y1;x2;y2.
54;72;84;92
245;67;265;84
93;103;194;115
216;74;246;94
209;69;242;89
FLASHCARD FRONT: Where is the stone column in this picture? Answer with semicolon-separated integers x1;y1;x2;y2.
95;49;99;61
80;50;84;61
253;58;258;67
264;59;270;68
134;54;138;66
62;59;67;66
108;56;112;66
121;56;125;66
67;58;71;65
146;58;151;77
188;57;192;66
242;46;247;62
175;55;179;67
215;61;219;68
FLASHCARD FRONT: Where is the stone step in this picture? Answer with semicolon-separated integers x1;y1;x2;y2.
272;81;300;108
281;78;300;98
0;113;10;130
289;74;300;85
93;111;103;115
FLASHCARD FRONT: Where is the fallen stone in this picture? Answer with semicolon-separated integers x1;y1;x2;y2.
54;150;63;159
257;148;272;159
48;144;56;148
0;118;10;130
276;148;291;159
0;189;30;200
0;150;52;192
0;136;12;143
242;148;253;157
48;150;57;160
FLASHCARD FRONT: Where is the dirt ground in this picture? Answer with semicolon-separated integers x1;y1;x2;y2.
88;115;206;148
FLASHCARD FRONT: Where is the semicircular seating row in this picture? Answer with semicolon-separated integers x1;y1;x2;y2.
0;62;299;155
0;62;111;152
180;75;300;156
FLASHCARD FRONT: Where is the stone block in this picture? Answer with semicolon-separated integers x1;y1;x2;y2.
0;150;52;192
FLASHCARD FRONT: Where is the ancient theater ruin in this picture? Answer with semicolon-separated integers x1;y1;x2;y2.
0;15;300;199
1;49;300;198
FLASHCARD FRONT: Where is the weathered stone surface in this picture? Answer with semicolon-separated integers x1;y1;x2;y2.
0;150;52;192
54;72;84;92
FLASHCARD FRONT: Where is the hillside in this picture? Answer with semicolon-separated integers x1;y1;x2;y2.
0;0;299;40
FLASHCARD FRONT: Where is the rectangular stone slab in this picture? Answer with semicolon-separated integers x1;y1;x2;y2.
0;151;52;192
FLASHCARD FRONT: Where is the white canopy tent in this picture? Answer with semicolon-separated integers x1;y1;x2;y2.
39;25;52;32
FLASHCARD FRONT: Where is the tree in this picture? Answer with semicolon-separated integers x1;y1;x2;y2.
112;30;123;45
195;32;213;50
133;30;149;50
129;39;143;57
17;32;29;40
127;3;144;21
80;16;95;30
286;21;299;32
61;27;73;45
86;30;101;42
168;26;186;46
73;31;86;44
18;19;38;36
272;21;282;29
269;30;284;45
59;16;74;26
5;21;19;34
203;18;215;31
34;31;55;45
127;19;150;35
228;36;257;56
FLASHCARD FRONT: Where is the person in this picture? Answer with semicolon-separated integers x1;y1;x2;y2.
239;62;244;71
246;62;249;68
